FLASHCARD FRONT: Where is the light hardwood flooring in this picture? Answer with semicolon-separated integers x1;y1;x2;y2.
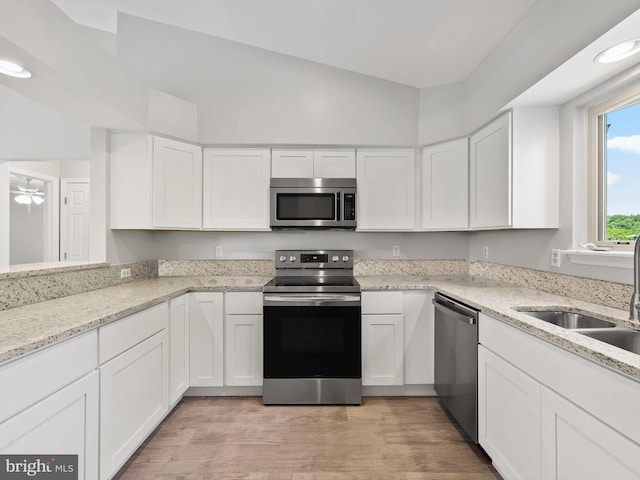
115;396;501;480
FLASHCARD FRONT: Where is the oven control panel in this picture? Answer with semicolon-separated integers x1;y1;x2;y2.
275;250;354;269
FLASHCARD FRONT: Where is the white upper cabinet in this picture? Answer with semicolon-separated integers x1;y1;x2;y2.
356;149;417;231
421;138;468;230
469;109;559;229
203;148;271;230
152;137;203;229
313;149;356;177
272;148;356;178
110;133;203;229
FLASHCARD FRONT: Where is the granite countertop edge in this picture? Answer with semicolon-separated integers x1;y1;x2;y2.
2;274;640;384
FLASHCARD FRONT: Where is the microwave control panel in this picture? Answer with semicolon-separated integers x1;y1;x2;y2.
343;193;356;221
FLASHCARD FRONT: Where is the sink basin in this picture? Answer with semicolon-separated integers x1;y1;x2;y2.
579;328;640;355
522;310;616;329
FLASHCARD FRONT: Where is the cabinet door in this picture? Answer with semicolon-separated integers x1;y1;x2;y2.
110;133;153;229
541;387;640;480
169;294;190;405
469;113;511;229
203;148;271;229
478;345;541;480
313;149;356;178
189;292;224;386
356;149;416;230
0;371;99;480
403;291;434;385
421;138;468;230
271;149;314;178
99;330;169;480
224;315;263;386
152;136;203;228
362;314;404;386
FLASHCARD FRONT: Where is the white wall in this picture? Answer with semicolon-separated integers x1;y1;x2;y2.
10;198;45;265
155;231;469;261
0;85;90;160
116;14;419;146
0;162;9;267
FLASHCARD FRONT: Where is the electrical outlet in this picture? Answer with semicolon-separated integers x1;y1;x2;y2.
215;245;223;257
392;245;400;257
482;246;489;260
120;268;131;279
551;249;562;267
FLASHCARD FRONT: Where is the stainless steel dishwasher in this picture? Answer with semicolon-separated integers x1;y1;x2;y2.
433;292;479;442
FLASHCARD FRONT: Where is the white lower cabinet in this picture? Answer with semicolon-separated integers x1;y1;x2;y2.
480;313;640;480
362;292;404;386
99;329;169;480
403;291;434;384
224;292;263;386
169;294;190;405
0;371;99;480
189;292;224;386
478;345;541;480
541;387;640;480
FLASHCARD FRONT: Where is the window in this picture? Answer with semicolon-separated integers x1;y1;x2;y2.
590;87;640;246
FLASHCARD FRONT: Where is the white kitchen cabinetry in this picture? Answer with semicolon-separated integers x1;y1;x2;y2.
478;345;541;480
469;108;558;229
480;313;640;480
99;303;169;480
203;148;271;230
224;292;263;386
169;294;190;405
189;292;224;387
541;386;640;479
111;133;203;229
403;290;434;384
356;149;417;231
421;138;468;230
0;371;99;480
362;291;404;386
271;148;356;178
0;331;99;480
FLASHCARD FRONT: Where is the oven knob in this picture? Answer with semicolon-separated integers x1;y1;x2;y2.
289;255;297;262
279;255;287;262
342;255;350;262
332;255;339;262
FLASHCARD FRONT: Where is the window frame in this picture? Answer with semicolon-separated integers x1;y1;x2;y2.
588;83;640;249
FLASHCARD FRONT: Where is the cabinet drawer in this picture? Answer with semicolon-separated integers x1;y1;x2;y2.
362;291;403;314
99;303;168;364
225;292;263;315
0;330;97;423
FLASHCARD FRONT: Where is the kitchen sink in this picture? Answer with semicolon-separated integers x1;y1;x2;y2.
522;310;616;329
578;328;640;355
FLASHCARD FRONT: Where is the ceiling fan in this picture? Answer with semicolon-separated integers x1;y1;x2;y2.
11;178;45;213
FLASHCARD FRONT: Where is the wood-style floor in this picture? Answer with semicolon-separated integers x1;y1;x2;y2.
115;396;501;480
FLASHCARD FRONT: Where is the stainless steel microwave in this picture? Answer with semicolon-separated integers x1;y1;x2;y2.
270;178;356;229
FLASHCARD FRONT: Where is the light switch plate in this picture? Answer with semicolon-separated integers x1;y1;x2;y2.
392;245;400;257
215;245;223;257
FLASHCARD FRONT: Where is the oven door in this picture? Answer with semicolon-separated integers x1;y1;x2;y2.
263;294;361;379
270;188;340;228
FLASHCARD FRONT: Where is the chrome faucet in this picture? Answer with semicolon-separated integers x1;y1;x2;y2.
631;237;640;320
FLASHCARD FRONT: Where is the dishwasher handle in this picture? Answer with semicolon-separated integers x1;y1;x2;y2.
432;296;478;325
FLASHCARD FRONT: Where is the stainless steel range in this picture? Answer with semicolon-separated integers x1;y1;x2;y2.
262;249;361;405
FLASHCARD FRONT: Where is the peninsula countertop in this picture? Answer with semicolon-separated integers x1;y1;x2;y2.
1;274;640;383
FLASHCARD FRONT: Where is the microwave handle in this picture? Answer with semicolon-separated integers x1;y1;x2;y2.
336;191;341;221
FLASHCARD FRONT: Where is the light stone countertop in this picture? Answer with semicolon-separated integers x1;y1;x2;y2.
2;273;640;384
359;275;640;381
0;276;271;365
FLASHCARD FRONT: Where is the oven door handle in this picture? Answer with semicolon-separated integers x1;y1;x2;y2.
263;294;361;307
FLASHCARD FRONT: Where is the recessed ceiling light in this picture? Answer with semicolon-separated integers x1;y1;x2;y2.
0;59;32;78
595;39;640;64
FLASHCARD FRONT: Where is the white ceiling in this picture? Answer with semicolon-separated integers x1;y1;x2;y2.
50;0;537;88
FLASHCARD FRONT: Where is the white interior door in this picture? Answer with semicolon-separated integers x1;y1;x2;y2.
61;179;90;262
